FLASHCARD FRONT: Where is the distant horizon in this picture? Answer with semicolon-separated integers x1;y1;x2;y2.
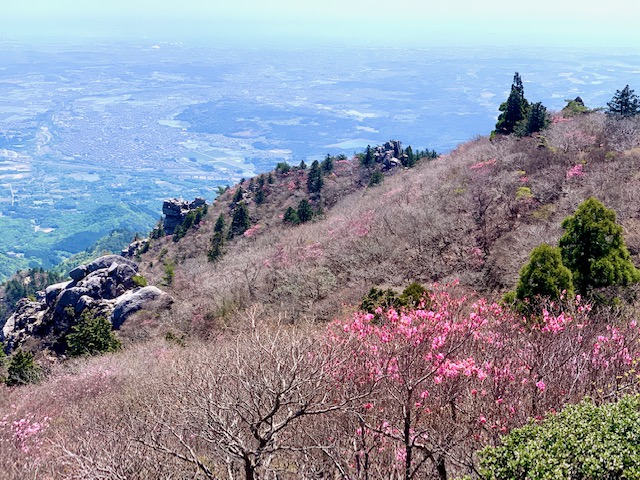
3;0;640;49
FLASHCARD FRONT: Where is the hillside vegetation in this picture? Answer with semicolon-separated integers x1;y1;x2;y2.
3;84;640;478
133;109;640;336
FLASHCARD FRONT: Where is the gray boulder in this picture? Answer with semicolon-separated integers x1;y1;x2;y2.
69;255;137;282
1;299;46;352
45;281;72;307
112;286;169;328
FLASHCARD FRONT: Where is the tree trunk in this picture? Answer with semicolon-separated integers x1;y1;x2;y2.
244;457;256;480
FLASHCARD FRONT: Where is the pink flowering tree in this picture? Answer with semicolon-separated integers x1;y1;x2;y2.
327;284;640;479
327;284;492;479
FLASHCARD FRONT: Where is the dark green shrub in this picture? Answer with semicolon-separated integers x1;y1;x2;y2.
66;310;121;357
163;261;175;286
360;287;401;314
559;197;639;294
516;244;574;302
297;199;313;223
6;350;41;386
480;396;640;480
368;170;384;186
275;162;291;174
131;275;148;287
283;206;300;225
399;282;430;308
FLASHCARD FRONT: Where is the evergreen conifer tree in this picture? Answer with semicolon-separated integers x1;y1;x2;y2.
283;206;300;225
232;186;244;204
6;350;41;386
523;102;550;136
307;160;323;194
403;145;416;167
228;202;251;239
321;155;334;174
362;145;375;167
606;85;640;117
515;244;574;301
208;214;226;261
495;72;529;135
66;310;121;356
559;198;640;294
297;199;313;223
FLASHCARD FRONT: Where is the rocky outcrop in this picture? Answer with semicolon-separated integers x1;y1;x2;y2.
0;255;171;354
374;140;408;169
1;299;47;352
162;197;206;235
112;286;167;329
121;238;149;258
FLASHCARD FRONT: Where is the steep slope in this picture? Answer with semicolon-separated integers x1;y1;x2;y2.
132;112;640;337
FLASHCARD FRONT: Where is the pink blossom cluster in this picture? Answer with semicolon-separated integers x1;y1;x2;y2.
469;158;497;171
347;210;375;237
566;164;585;178
326;283;640;473
243;224;261;238
0;414;50;454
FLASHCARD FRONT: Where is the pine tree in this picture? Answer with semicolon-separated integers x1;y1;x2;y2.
232;186;244;204
6;350;41;386
403;145;416;167
321;154;334;174
66;310;121;357
495;72;529;135
523;102;550;136
209;214;226;261
228;202;251;239
515;244;574;301
307;160;323;194
559;197;640;294
606;85;640;117
283;206;300;225
297;199;313;223
362;145;375;167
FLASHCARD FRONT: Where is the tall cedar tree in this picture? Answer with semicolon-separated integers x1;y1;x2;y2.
524;102;550;136
559;197;639;294
228;202;251;239
362;145;375;166
307;160;323;194
208;214;226;261
606;85;640;117
321;155;334;173
231;186;244;204
495;72;529;135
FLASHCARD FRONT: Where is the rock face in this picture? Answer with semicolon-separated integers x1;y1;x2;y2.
0;255;171;354
162;197;206;235
373;140;408;169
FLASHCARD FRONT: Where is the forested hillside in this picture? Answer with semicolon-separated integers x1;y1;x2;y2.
3;85;640;478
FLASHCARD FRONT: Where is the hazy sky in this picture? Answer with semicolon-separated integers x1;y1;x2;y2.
3;0;640;47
